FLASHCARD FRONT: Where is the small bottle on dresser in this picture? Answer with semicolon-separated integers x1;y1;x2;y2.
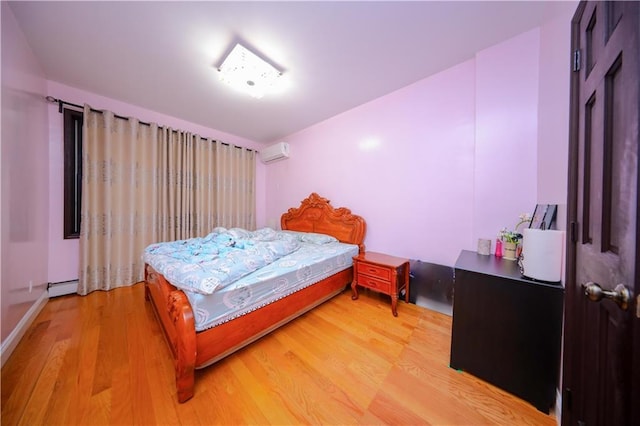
495;238;503;257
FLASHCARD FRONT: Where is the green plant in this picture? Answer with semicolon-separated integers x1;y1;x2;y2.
500;228;521;243
500;213;532;243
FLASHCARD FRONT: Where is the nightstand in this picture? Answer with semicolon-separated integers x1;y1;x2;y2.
351;251;410;316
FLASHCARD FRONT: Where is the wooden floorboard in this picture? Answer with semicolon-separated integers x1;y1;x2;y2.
1;282;557;425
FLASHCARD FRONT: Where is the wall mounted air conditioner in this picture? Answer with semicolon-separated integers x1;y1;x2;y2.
259;142;290;164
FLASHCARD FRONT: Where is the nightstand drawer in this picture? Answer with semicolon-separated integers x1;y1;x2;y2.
358;263;391;280
356;274;391;293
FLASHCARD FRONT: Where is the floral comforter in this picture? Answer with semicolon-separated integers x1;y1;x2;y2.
143;227;300;294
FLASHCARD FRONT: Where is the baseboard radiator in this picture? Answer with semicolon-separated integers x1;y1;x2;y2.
47;280;78;297
409;259;454;316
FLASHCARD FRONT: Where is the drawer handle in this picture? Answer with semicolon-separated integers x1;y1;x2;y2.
365;280;380;289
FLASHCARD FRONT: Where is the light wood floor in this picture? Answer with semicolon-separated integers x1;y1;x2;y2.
1;283;557;425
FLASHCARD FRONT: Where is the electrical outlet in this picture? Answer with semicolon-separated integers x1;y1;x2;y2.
29;280;33;293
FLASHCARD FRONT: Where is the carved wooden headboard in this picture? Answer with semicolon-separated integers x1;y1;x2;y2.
280;193;366;253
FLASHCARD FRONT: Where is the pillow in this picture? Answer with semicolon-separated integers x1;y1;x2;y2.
280;230;338;244
227;227;251;239
302;232;339;244
250;227;278;241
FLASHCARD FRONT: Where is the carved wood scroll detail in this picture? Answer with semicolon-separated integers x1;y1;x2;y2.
168;291;185;323
168;291;196;402
281;192;366;253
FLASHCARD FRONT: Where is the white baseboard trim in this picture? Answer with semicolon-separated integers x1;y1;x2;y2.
1;290;49;368
48;280;78;297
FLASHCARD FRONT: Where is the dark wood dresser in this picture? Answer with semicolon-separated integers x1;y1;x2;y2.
449;250;564;413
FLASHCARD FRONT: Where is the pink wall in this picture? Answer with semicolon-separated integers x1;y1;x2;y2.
474;29;540;248
265;26;561;267
1;3;50;342
46;82;267;283
537;2;576;220
265;60;476;266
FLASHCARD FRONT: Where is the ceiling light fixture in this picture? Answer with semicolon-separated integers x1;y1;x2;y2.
217;43;282;99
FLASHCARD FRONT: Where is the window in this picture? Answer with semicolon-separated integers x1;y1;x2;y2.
63;108;83;239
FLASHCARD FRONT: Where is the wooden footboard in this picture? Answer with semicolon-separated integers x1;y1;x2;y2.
194;268;353;369
145;193;366;403
145;265;196;402
145;264;352;402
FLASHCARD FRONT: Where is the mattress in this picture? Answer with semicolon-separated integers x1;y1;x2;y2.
185;240;359;331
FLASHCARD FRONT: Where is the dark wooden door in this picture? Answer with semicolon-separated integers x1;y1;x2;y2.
563;1;639;425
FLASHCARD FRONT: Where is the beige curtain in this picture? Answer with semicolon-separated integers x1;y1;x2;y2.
214;140;255;229
78;106;255;295
156;129;255;240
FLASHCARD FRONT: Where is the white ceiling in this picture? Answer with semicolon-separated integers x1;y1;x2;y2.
8;1;571;144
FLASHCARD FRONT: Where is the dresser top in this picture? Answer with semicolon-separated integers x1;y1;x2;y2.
354;251;409;268
455;250;563;289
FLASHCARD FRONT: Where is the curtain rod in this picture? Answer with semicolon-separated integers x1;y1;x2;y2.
44;96;256;152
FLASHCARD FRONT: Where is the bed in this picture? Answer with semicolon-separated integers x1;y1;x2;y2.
144;193;366;402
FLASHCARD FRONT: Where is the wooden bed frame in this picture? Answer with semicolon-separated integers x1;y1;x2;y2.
144;193;366;402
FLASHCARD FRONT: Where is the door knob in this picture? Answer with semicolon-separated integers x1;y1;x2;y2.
583;282;630;311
